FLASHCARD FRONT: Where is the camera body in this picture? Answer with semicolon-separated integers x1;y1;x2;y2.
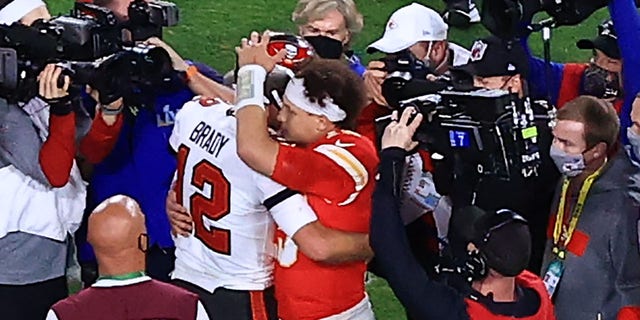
391;89;555;181
0;0;179;104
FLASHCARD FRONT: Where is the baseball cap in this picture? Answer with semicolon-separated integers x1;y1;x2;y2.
576;20;620;60
367;3;448;54
0;0;45;25
455;35;529;78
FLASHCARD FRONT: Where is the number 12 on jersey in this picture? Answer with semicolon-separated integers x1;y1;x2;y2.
175;144;232;255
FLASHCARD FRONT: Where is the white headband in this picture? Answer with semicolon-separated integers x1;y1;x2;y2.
283;77;346;122
0;0;45;25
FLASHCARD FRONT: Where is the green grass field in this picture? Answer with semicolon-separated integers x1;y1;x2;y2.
46;0;614;318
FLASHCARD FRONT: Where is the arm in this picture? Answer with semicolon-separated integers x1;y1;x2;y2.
186;69;235;103
609;0;640;140
39;112;76;187
260;172;372;264
78;108;124;164
235;102;279;176
293;221;372;264
371;147;469;320
520;32;565;104
610;193;640;312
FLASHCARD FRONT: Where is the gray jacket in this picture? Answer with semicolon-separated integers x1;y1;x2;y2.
542;151;640;320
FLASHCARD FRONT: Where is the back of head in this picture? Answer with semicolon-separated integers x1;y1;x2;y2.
452;206;531;278
557;95;619;152
294;57;366;130
88;195;146;260
457;35;529;79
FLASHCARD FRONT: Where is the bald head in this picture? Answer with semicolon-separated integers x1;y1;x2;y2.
88;195;146;258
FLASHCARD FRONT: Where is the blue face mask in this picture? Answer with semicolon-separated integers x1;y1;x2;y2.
550;144;586;177
627;127;640;159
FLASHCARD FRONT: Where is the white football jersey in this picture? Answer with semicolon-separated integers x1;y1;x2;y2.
168;97;316;293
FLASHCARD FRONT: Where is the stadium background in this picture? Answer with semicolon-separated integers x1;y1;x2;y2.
46;0;613;318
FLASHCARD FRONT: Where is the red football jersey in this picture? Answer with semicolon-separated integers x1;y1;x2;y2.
271;129;379;320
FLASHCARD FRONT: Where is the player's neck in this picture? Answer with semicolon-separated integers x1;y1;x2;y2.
96;253;146;278
472;275;516;302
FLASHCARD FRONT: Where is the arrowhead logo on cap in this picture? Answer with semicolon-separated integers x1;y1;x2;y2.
470;40;488;62
507;63;516;71
387;20;397;30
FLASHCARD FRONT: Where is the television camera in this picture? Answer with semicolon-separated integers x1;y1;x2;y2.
0;0;180;106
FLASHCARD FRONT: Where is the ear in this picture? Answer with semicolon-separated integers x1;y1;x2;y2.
591;141;608;159
316;115;331;132
343;31;351;46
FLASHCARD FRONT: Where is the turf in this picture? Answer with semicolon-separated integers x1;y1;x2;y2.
45;0;614;318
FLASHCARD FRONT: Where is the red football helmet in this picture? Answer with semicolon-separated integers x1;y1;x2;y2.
267;32;315;70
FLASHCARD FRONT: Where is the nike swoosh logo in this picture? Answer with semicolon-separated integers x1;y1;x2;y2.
335;139;356;148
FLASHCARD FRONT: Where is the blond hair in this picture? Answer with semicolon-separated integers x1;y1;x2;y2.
292;0;363;46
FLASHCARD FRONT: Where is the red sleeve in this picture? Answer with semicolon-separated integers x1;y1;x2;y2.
355;102;391;149
79;111;124;164
271;144;357;202
39;114;76;187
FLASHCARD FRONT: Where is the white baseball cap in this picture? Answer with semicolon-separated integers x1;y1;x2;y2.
367;3;448;54
0;0;45;25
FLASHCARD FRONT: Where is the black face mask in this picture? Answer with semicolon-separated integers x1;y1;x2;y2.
304;35;344;59
582;63;621;100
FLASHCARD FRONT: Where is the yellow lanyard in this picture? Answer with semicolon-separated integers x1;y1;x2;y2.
552;162;606;259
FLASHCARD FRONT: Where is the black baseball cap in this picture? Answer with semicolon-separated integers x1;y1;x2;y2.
455;35;529;78
576;20;620;60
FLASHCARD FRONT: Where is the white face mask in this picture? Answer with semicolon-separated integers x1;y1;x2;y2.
550;144;586;177
627;127;640;159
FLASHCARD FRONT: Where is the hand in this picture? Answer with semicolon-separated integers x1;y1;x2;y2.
144;37;189;72
632;96;640;134
235;30;287;72
38;64;70;101
166;189;192;237
381;107;423;151
363;60;388;107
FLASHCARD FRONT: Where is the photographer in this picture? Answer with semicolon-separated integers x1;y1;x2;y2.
439;35;559;273
370;107;555;319
74;0;226;285
361;3;469;114
0;2;125;319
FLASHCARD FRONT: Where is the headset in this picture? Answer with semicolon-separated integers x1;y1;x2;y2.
464;208;528;281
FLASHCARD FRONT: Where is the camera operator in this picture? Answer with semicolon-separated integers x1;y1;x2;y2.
73;0;228;286
370;108;554;319
440;35;559;273
0;2;126;319
293;0;366;75
361;3;470;113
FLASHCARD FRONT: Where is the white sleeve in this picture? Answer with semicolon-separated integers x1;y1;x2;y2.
270;193;318;237
46;310;59;320
253;172;318;237
195;301;210;320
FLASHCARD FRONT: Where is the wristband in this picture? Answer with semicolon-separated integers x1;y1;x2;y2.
100;102;124;116
184;65;199;83
45;95;73;116
235;64;267;110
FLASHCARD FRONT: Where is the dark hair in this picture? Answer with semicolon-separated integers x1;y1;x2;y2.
295;57;367;130
557;95;619;151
